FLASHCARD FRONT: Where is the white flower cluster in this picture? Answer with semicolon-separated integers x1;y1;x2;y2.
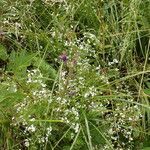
27;69;51;101
26;124;36;133
84;86;97;98
105;100;141;149
6;56;143;150
42;0;64;4
24;139;30;147
108;59;119;66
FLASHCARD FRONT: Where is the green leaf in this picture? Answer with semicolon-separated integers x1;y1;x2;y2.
144;89;150;95
142;147;150;150
133;129;140;138
33;57;57;79
7;50;36;78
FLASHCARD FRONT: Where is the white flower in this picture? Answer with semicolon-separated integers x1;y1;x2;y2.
47;126;52;133
115;68;119;71
108;128;114;135
113;59;118;63
96;65;101;70
27;124;36;132
128;117;132;121
84;92;89;98
46;127;52;136
108;61;114;66
30;118;35;122
24;139;29;147
129;137;133;141
74;123;79;133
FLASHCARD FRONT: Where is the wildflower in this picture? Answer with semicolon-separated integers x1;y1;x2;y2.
46;127;52;137
24;139;30;147
108;62;114;66
59;52;68;62
113;59;118;63
74;123;79;133
27;124;36;132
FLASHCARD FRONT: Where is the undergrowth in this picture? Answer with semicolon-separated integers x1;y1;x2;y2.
0;0;150;150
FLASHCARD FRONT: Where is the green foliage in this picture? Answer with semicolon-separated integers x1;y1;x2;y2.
33;57;57;80
0;44;8;61
7;50;35;78
0;0;150;149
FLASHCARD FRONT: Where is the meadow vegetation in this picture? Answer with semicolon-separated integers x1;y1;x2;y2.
0;0;150;149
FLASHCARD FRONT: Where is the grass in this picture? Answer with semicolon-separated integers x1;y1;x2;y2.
0;0;150;149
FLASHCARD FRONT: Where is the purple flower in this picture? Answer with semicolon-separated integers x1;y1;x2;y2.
59;53;68;62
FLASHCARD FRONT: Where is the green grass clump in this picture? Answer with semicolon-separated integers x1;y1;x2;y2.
0;0;150;149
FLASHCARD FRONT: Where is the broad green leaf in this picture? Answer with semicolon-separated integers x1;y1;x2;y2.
7;50;36;78
33;57;57;79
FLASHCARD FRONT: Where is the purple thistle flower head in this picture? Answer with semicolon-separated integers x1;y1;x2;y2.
59;52;68;62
